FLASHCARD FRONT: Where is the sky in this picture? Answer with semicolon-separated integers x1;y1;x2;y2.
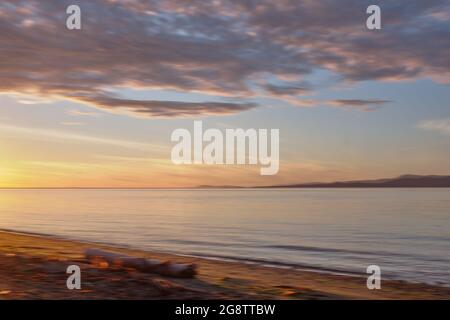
0;0;449;188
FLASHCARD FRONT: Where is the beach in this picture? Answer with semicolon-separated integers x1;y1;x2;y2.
0;230;449;300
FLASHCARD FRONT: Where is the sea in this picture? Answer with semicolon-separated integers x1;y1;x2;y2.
0;188;449;286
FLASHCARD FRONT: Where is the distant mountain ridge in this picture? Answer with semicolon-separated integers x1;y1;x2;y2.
259;175;450;188
197;175;450;189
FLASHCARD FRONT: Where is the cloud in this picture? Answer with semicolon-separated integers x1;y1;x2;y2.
75;94;258;118
289;98;391;111
262;83;312;97
0;124;162;151
0;0;448;117
418;119;450;135
5;94;57;105
66;109;100;117
327;99;392;111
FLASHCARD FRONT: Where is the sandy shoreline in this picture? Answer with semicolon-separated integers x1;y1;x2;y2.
0;230;449;300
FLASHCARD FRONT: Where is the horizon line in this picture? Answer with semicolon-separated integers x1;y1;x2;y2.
2;173;450;190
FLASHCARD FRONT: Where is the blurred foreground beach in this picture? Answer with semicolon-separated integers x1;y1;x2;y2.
0;230;449;300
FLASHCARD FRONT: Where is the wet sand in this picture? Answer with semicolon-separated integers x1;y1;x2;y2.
0;230;449;300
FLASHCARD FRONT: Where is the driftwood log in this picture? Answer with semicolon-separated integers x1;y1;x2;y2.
85;248;197;278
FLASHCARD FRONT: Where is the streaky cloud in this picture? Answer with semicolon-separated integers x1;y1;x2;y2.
74;94;258;118
418;119;450;135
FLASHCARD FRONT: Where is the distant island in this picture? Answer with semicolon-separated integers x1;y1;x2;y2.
198;175;450;189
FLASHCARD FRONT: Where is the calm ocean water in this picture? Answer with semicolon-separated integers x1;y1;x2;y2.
0;188;449;286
